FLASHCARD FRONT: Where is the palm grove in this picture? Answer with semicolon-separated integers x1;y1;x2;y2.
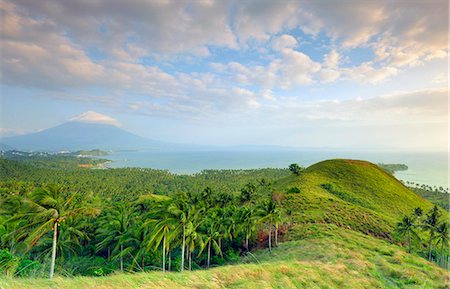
395;205;448;268
0;162;287;278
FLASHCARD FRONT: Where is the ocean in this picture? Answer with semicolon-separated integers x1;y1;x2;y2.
104;150;448;189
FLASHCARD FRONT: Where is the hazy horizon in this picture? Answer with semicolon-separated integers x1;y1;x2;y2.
1;0;448;152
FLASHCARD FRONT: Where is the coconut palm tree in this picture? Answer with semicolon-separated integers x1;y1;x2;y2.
237;206;257;251
258;199;279;252
96;203;136;272
396;216;419;253
185;220;202;271
199;216;222;268
34;216;89;262
434;221;449;268
166;193;201;271
9;185;99;278
423;206;441;261
143;214;179;272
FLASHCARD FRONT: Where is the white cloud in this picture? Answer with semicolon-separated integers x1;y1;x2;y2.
272;34;298;52
70;111;121;126
323;50;340;68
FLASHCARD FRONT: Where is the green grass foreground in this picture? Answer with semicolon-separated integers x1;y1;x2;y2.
1;225;447;289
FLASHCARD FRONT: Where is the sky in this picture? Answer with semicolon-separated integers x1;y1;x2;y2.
0;0;448;151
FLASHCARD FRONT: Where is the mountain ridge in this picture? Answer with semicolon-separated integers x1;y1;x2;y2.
0;121;174;151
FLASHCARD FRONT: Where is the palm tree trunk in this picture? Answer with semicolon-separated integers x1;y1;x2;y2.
189;250;192;271
207;241;211;268
49;222;58;278
181;225;185;272
428;237;433;261
168;251;171;271
245;234;249;251
268;223;272;253
162;233;166;272
120;244;124;272
275;225;278;247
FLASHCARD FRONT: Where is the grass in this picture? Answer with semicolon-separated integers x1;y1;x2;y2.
2;225;447;289
1;159;446;288
276;159;437;239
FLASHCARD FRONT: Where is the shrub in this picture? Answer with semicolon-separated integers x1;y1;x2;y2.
287;187;301;194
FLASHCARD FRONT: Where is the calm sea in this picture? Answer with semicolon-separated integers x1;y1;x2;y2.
104;150;448;189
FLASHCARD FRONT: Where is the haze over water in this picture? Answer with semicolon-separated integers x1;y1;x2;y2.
105;150;448;189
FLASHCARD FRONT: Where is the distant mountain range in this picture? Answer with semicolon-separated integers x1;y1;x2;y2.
0;121;179;151
0;119;301;152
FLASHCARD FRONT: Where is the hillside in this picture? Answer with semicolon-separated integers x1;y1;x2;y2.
0;159;447;288
2;225;447;289
276;159;435;239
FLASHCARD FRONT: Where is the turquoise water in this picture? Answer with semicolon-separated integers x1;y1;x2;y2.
104;150;448;189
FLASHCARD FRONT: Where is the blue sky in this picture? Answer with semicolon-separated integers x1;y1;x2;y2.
0;0;448;151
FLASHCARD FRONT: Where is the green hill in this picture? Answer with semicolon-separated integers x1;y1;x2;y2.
2;225;447;289
1;159;447;288
277;159;435;239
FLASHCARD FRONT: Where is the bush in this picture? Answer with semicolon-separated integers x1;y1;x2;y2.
15;259;41;277
288;163;302;176
62;256;115;276
0;249;20;277
287;187;301;194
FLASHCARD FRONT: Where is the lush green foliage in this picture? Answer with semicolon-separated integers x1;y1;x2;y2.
0;157;289;200
0;158;288;278
408;185;449;210
0;157;447;288
2;225;448;289
377;163;408;175
0;151;108;169
395;206;448;268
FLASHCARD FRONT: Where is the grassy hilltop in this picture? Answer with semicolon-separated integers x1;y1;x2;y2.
1;159;447;289
277;159;435;239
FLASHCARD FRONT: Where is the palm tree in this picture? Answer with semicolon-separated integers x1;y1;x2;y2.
396;216;419;253
9;185;99;278
143;214;179;272
199;216;222;268
237;206;257;251
423;206;441;261
434;221;449;268
185;220;202;271
258;199;279;252
273;209;283;247
34;217;89;262
96;203;136;272
166;193;201;271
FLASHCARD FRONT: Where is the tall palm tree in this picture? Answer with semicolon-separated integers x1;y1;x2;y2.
10;185;99;278
237;206;257;251
423;206;441;261
96;203;136;272
199;216;222;268
396;216;419;253
258;199;278;252
434;221;449;268
185;220;202;271
273;209;283;247
143;215;179;272
166;193;201;271
34;217;89;262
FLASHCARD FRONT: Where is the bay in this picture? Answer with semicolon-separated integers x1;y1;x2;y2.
104;150;448;189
